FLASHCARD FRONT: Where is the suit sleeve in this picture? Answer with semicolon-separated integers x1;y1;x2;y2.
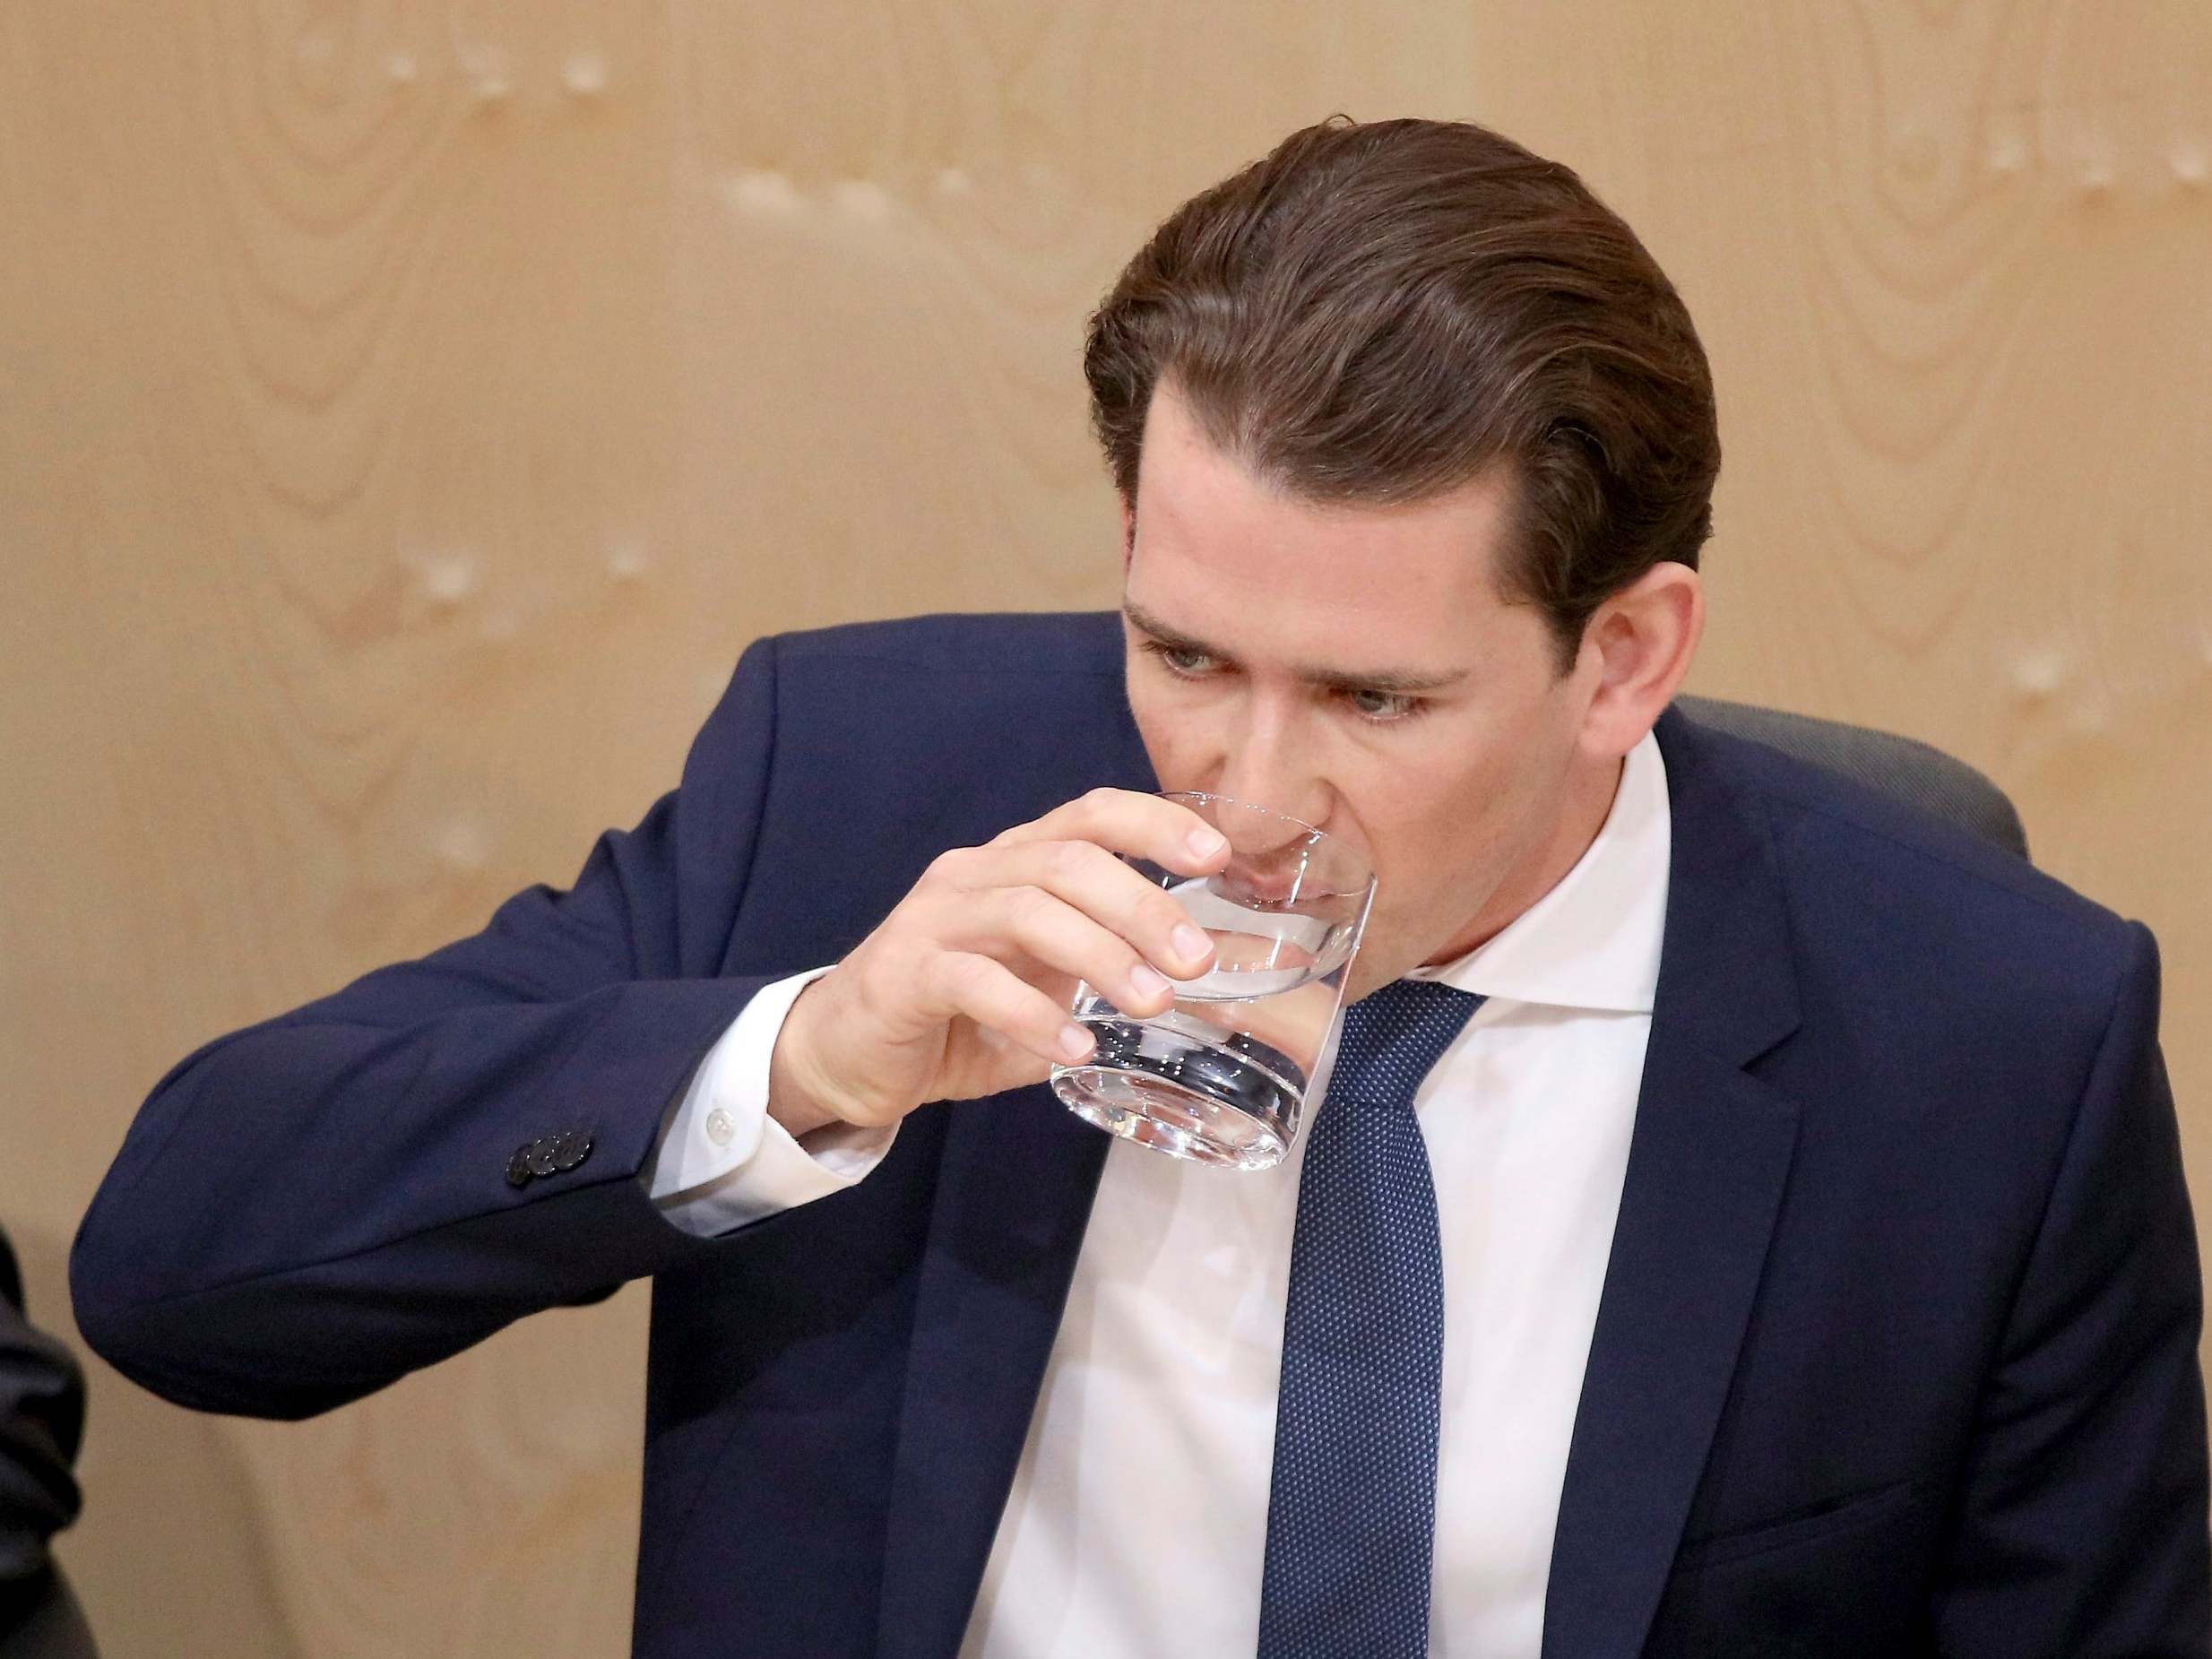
70;638;793;1421
1931;922;2212;1655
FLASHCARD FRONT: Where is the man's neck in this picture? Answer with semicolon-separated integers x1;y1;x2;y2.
1422;753;1628;967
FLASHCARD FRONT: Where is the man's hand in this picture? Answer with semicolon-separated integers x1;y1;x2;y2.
767;789;1229;1136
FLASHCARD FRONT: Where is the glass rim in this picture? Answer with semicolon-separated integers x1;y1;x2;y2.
1157;788;1324;840
1154;789;1374;894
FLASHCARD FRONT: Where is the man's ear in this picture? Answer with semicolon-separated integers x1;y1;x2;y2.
1574;562;1705;759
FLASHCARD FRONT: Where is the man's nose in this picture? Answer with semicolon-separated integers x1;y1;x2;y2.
1213;713;1329;833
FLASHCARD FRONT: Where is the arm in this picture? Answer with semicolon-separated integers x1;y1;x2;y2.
70;639;791;1421
1931;922;2211;1655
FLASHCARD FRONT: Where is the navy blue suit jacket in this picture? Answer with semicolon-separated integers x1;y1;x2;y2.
72;611;2209;1656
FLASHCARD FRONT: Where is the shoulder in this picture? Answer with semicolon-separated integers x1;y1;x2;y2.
769;609;1124;678
1671;713;2149;1041
694;610;1146;862
754;610;1134;773
692;609;1131;779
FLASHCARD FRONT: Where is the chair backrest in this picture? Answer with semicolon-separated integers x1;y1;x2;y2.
1674;696;2029;862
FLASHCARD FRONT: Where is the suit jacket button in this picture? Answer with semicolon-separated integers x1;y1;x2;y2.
552;1131;593;1172
524;1138;561;1179
505;1146;535;1188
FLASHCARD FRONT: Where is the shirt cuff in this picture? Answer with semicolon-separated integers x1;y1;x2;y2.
644;966;898;1238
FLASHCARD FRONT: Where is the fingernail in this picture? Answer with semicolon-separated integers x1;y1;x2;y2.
1172;924;1211;963
1187;826;1227;859
1128;963;1171;1000
1058;1024;1094;1061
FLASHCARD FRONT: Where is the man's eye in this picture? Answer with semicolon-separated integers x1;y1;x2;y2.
1145;641;1218;677
1142;640;1424;724
1347;688;1425;723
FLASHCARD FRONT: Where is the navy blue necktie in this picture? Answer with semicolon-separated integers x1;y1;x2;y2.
1257;978;1483;1658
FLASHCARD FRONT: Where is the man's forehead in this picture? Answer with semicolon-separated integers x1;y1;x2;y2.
1134;413;1516;600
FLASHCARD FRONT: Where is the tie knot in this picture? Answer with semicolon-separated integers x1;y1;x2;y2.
1329;980;1483;1110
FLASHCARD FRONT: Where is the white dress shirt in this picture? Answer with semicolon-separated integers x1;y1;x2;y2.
644;734;1672;1658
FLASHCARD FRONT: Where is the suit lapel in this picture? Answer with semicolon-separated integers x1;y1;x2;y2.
877;643;1156;1659
1541;707;1805;1659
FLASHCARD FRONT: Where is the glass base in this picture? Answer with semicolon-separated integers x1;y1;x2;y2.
1052;1015;1304;1171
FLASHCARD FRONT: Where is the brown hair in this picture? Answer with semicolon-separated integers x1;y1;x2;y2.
1084;116;1719;671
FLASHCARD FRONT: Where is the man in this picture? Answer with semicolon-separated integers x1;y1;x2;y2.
71;117;2207;1656
4;1222;94;1656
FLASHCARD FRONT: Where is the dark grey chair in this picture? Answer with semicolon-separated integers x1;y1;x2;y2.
1675;696;2028;862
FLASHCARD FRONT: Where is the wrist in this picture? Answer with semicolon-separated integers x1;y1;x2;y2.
766;980;850;1139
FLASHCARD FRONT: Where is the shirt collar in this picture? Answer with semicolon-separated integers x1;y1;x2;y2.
1404;730;1670;1015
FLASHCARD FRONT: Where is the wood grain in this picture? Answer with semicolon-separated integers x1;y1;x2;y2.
3;2;2207;1652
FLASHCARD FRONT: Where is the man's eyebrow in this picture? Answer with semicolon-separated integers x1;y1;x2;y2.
1121;602;1468;695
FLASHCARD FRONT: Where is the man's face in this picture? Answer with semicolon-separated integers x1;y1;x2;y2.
1121;383;1616;989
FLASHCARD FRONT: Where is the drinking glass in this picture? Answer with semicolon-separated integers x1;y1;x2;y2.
1050;793;1375;1171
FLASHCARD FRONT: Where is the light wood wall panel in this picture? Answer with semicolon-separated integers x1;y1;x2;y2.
2;3;2206;1654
